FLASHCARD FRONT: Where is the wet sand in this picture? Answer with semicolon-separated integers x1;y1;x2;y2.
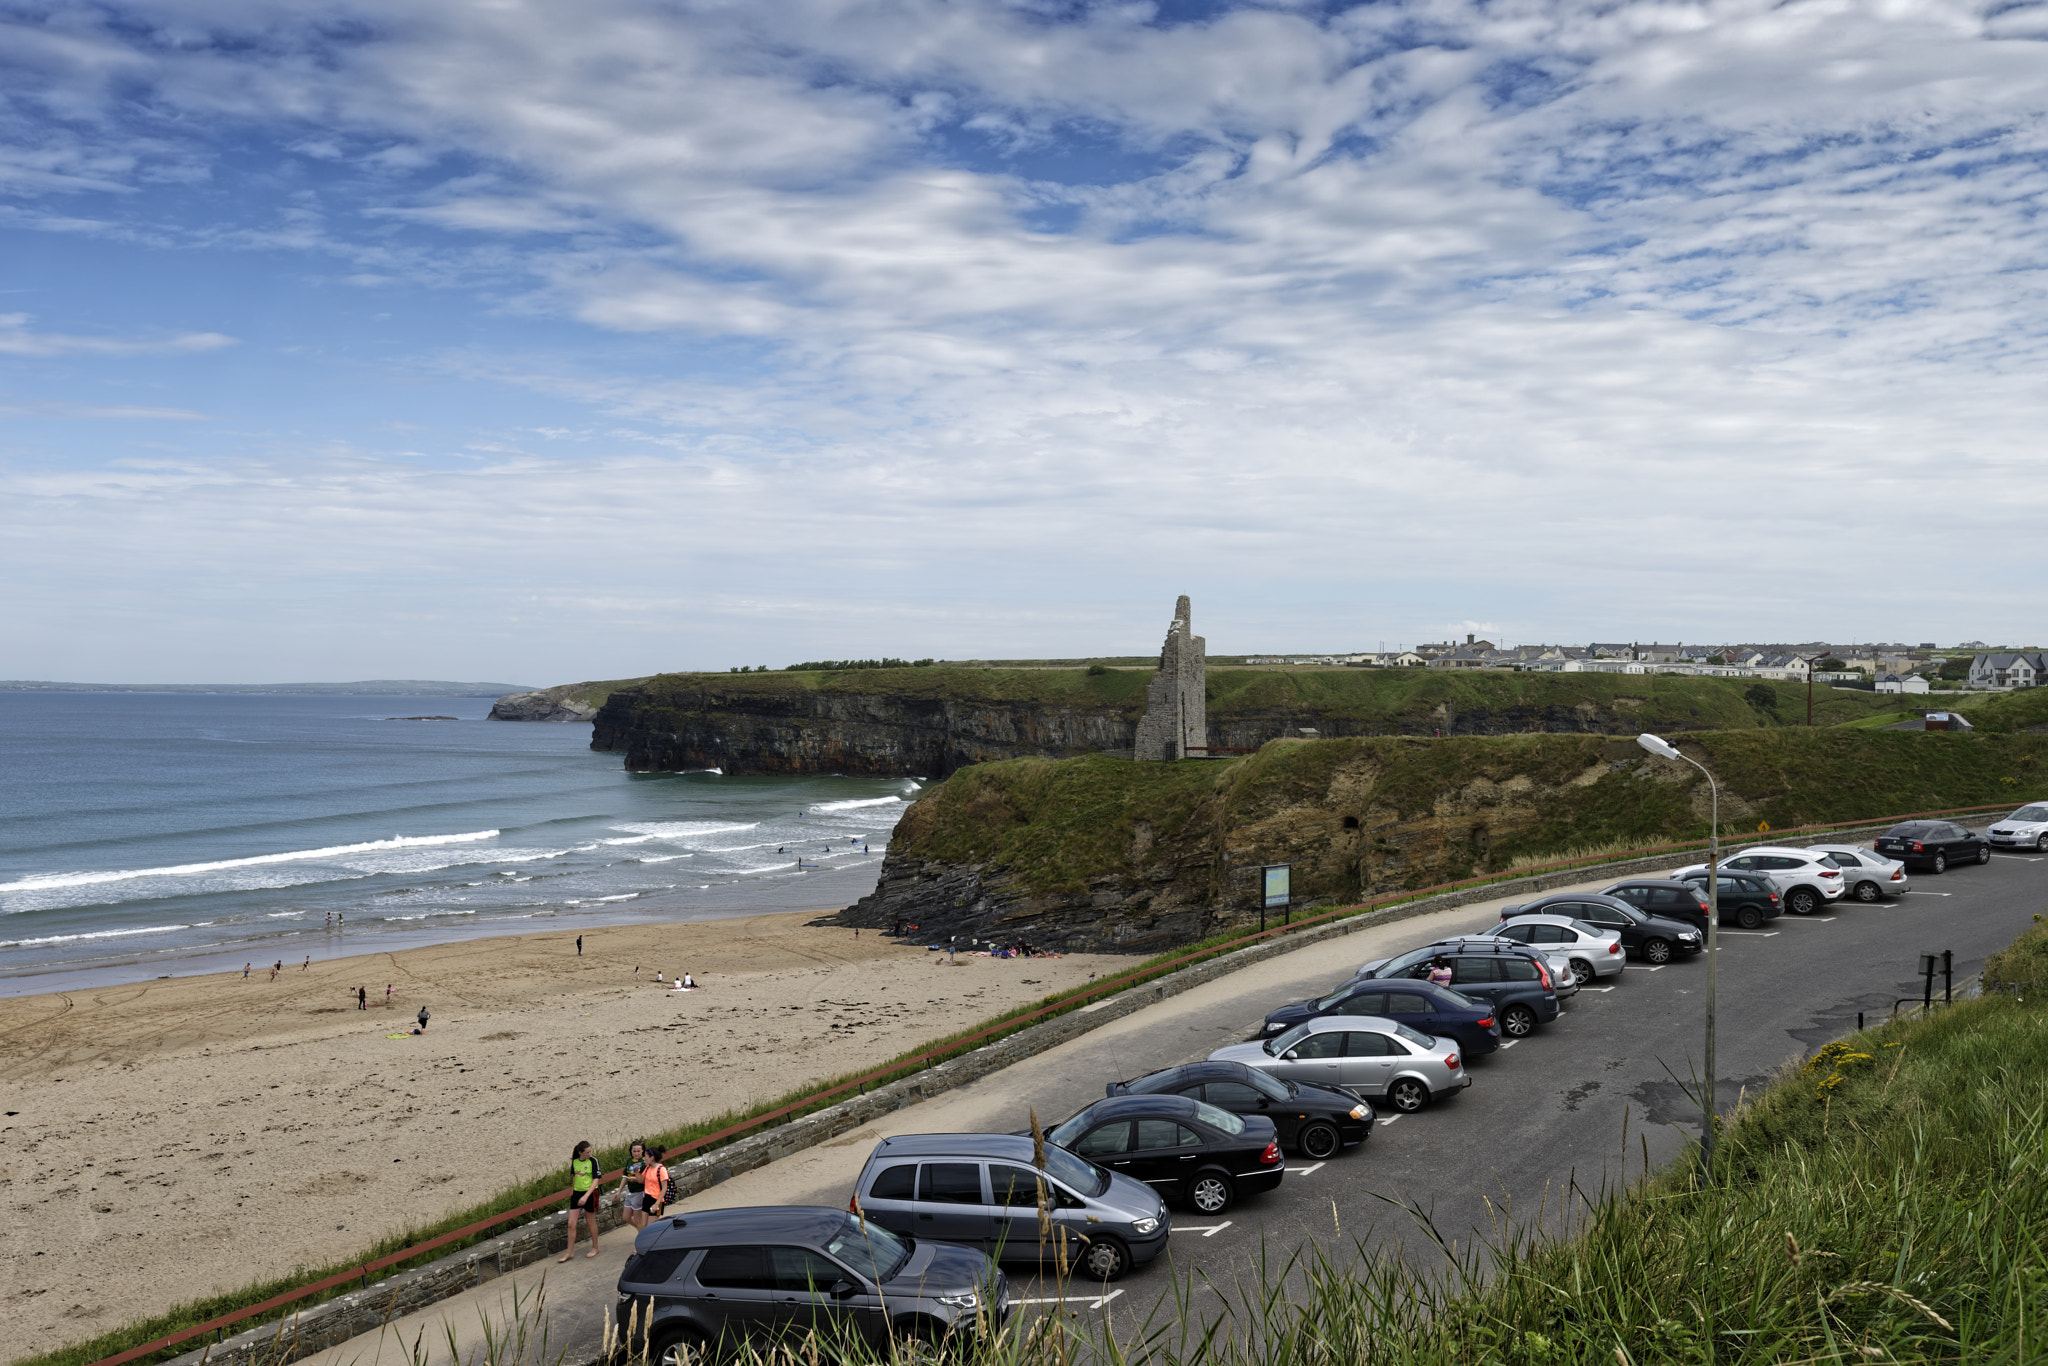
0;912;1119;1358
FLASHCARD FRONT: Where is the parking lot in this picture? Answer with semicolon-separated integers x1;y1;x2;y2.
309;845;2048;1361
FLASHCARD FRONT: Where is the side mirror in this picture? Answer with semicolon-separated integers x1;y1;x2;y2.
1282;1050;1299;1061
1256;1095;1270;1108
829;1280;858;1300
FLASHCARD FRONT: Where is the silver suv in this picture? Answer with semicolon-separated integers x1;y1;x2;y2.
851;1133;1170;1281
1672;845;1845;915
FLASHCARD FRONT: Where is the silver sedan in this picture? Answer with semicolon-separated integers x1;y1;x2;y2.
1806;844;1911;902
1209;1015;1470;1114
1481;915;1626;986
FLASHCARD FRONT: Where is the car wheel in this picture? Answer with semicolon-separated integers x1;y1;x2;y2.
1737;905;1763;930
1189;1172;1235;1215
1787;887;1819;915
891;1319;955;1363
1078;1235;1130;1281
1853;880;1880;903
1297;1121;1341;1160
1501;1003;1538;1038
2037;833;2048;853
649;1328;711;1366
1569;958;1595;988
1642;937;1672;965
1977;844;1992;865
1387;1077;1431;1112
1932;852;1946;874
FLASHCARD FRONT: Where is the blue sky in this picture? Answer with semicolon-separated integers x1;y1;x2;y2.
4;0;2046;683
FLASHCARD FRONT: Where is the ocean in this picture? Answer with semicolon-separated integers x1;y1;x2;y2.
0;692;912;995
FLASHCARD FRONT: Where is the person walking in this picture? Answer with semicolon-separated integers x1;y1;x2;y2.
576;935;583;957
618;1141;649;1230
641;1145;671;1217
416;1004;430;1033
242;963;251;980
301;956;310;972
560;1140;602;1260
357;986;367;1011
384;983;393;1007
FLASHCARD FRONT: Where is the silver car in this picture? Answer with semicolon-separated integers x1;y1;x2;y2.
1986;803;2048;853
1806;844;1910;901
1209;1015;1470;1114
1671;845;1846;915
1481;915;1626;986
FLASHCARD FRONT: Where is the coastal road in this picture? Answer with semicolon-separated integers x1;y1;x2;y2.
317;849;2045;1362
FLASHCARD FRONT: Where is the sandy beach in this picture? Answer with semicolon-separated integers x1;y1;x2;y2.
0;911;1121;1359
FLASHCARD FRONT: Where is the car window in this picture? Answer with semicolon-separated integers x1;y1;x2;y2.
1289;1030;1346;1059
1567;919;1604;938
1343;991;1387;1014
1385;992;1433;1014
1649;888;1691;907
1072;1124;1131;1158
1135;1119;1181;1151
1450;958;1498;985
1192;1100;1246;1135
828;1215;911;1283
1609;888;1644;905
1434;986;1478;1007
1827;852;1863;867
770;1247;845;1293
1374;947;1435;977
1580;907;1627;928
1500;958;1540;982
918;1162;985;1204
1204;1081;1264;1109
696;1245;773;1289
990;1165;1048;1208
2013;805;2048;821
1493;923;1531;942
1535;925;1571;944
1344;1030;1393;1057
1178;1124;1205;1147
625;1247;691;1285
866;1163;916;1201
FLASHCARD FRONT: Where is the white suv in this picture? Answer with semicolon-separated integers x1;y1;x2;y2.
1671;846;1846;915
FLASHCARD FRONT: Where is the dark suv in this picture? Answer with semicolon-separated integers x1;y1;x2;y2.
1352;941;1561;1038
1502;892;1703;964
1669;871;1783;929
1259;980;1502;1056
614;1205;1006;1361
1874;821;1990;873
1107;1060;1374;1160
1600;880;1713;934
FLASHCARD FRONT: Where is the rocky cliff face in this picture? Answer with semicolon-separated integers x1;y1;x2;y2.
490;677;649;723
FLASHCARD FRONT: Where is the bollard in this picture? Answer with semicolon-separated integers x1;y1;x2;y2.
1944;949;1953;1003
1857;1011;1864;1031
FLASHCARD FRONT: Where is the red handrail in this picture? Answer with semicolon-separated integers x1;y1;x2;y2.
84;795;2025;1366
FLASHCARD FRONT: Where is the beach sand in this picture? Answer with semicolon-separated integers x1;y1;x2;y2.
0;913;1120;1358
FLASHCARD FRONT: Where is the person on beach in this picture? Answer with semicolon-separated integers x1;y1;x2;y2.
326;914;332;928
416;1004;430;1033
619;1141;649;1229
576;935;583;957
243;964;250;980
682;973;697;990
385;984;393;1006
642;1145;671;1217
269;962;278;982
561;1140;602;1260
301;956;310;972
357;986;367;1011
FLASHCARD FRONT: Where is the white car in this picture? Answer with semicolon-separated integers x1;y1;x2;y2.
1986;803;2048;853
1670;845;1846;915
1806;844;1911;902
1481;915;1626;987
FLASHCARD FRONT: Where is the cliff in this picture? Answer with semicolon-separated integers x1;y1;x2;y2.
489;676;650;723
587;666;1906;776
831;728;2048;953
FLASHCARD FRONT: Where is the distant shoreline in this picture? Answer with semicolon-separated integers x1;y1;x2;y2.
0;679;530;696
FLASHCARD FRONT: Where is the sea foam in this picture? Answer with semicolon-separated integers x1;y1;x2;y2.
0;830;503;896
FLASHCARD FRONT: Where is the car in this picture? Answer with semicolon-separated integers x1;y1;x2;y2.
1872;821;1990;873
1210;1015;1469;1113
1499;892;1703;964
1043;1093;1284;1216
1985;803;2048;853
1600;879;1714;935
1351;941;1562;1038
1358;935;1580;1002
1484;914;1626;986
1806;844;1911;901
1106;1060;1375;1160
1671;845;1847;915
1671;870;1784;929
1257;978;1503;1055
851;1133;1169;1281
613;1204;1008;1360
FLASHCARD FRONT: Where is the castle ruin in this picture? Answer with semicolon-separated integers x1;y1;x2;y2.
1133;595;1207;760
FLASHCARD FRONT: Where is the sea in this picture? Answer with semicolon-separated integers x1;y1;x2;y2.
0;692;915;996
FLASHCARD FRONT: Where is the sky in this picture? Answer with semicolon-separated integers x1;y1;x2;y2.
3;0;2045;685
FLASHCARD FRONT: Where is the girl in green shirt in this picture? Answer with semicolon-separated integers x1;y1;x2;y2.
561;1140;602;1261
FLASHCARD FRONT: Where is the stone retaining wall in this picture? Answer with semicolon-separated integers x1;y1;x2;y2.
161;818;1916;1366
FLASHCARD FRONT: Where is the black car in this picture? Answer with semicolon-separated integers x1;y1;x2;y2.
614;1205;1005;1359
1502;892;1703;964
1600;879;1714;934
1668;871;1783;929
1259;980;1502;1057
1106;1060;1373;1160
1047;1093;1285;1215
1874;821;1990;873
1353;941;1561;1037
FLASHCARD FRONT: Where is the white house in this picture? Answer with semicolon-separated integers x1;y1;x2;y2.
1876;673;1932;695
1969;652;2048;688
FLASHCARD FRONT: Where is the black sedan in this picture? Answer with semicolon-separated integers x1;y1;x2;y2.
1874;820;1990;873
1501;892;1703;963
1106;1060;1373;1160
1258;980;1502;1057
1046;1093;1284;1215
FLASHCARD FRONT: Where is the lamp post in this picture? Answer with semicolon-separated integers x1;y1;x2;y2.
1638;732;1719;1180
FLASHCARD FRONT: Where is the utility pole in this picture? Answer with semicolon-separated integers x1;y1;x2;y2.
1638;733;1719;1180
1802;652;1829;725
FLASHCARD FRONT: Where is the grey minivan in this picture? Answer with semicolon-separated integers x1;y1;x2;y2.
613;1205;1006;1363
852;1133;1171;1281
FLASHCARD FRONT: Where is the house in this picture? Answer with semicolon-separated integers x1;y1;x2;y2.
1428;647;1500;669
1876;673;1931;695
1969;652;2048;688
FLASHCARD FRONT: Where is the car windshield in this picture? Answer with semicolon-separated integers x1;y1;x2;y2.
1040;1146;1109;1197
2011;805;2048;822
1239;1069;1293;1100
1267;1023;1314;1054
1193;1100;1246;1135
1393;1023;1436;1049
1047;1111;1093;1150
1314;986;1353;1010
1433;985;1477;1007
1371;946;1436;977
832;1214;913;1282
1887;823;1936;837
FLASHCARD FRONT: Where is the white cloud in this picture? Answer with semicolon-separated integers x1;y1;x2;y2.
0;315;237;356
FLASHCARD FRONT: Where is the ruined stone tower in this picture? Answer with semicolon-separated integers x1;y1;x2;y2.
1133;595;1207;760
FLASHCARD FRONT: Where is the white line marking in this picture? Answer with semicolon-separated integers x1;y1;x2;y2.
1576;985;1617;992
1624;965;1665;972
1905;892;1953;897
1783;916;1838;923
1012;1289;1126;1308
1377;1115;1401;1127
1289;1162;1326;1177
1716;931;1781;937
1498;1038;1520;1048
1171;1221;1233;1238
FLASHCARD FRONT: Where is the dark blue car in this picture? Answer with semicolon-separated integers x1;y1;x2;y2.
1259;979;1502;1056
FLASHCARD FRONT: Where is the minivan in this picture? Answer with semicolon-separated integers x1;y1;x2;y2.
851;1133;1171;1281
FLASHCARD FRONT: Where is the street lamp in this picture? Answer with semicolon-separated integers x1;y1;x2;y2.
1637;732;1720;1180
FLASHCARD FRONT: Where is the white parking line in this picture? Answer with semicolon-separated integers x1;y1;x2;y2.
1498;1038;1520;1048
1170;1221;1233;1238
1012;1289;1126;1308
1905;891;1952;897
1717;931;1780;937
1783;916;1838;923
1289;1162;1326;1177
1624;965;1665;971
1576;985;1617;992
1377;1115;1401;1127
